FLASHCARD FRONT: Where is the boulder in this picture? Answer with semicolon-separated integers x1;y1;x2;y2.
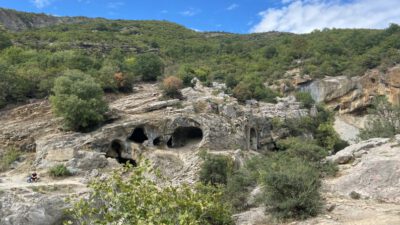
326;137;400;203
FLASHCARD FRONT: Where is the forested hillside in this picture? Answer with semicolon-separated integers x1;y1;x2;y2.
1;8;400;108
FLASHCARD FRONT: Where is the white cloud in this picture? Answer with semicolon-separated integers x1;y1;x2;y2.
251;0;400;33
107;1;124;9
227;3;239;11
32;0;52;8
181;8;201;17
190;28;202;32
161;10;168;14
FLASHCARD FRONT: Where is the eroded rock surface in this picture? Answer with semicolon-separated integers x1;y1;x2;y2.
291;65;400;113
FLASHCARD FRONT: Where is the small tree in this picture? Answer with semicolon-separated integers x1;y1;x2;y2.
133;53;164;81
161;76;183;98
50;70;108;131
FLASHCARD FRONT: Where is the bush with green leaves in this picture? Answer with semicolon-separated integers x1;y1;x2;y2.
49;164;72;177
133;53;164;81
295;91;315;108
276;137;338;177
261;156;321;219
359;96;400;139
233;74;279;103
50;70;108;131
277;137;327;162
224;165;258;212
199;152;231;185
0;147;21;172
65;163;233;225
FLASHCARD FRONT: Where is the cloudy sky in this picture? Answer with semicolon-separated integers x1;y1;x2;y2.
0;0;399;33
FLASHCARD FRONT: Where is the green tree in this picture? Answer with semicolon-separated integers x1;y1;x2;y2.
50;70;108;131
133;53;164;81
65;163;233;225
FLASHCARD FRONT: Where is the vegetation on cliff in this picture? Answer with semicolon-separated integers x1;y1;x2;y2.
0;8;400;109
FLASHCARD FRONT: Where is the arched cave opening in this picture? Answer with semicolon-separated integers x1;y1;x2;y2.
129;127;148;144
106;139;136;166
167;127;203;148
250;128;258;150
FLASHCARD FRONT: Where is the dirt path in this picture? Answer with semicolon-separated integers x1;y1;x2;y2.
0;173;85;190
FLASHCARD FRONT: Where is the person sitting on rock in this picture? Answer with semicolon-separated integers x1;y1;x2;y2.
28;172;39;183
31;172;38;181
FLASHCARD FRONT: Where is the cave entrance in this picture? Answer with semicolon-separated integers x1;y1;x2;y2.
107;139;136;166
153;137;161;146
250;128;258;150
129;127;148;144
167;127;203;148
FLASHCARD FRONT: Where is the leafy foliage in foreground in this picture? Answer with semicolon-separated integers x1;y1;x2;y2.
50;70;108;131
65;163;233;225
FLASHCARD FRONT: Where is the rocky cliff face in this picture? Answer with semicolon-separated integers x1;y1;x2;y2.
296;65;400;114
0;8;88;31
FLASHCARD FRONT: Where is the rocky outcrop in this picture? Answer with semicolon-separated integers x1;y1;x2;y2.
0;8;88;31
326;136;400;203
295;65;400;113
0;192;69;225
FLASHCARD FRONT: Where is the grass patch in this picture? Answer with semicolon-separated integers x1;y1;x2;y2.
49;164;72;177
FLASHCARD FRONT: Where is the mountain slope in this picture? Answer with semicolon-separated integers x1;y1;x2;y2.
0;8;89;31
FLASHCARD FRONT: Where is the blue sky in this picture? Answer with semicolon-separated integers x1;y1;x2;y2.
0;0;399;33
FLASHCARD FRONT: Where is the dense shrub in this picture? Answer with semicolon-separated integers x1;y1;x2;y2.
359;96;400;139
233;74;279;103
66;163;234;225
49;164;72;177
224;165;258;212
0;147;20;172
50;70;108;131
295;91;315;108
199;153;231;185
277;137;327;162
161;76;183;98
0;32;12;50
133;53;164;81
261;156;321;219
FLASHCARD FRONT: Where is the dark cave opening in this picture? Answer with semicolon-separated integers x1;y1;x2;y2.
153;137;161;146
167;126;203;148
107;139;136;166
129;127;148;144
250;128;258;150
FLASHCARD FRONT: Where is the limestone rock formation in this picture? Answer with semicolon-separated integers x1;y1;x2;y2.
326;136;400;203
291;65;400;113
